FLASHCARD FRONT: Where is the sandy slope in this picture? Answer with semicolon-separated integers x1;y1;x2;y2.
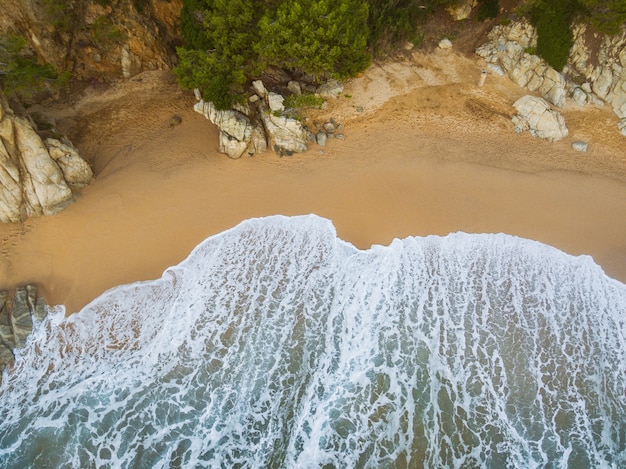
1;49;625;314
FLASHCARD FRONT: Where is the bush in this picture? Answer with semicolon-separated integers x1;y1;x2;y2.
529;0;578;71
284;93;325;110
578;0;626;35
477;0;499;21
0;34;69;99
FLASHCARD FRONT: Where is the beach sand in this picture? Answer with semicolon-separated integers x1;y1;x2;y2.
1;50;625;314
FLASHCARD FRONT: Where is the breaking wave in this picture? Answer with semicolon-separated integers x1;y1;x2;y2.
1;215;625;468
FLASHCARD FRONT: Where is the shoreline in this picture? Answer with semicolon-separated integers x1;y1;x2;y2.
1;52;625;314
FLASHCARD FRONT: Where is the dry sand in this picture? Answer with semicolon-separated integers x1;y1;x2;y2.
1;50;625;314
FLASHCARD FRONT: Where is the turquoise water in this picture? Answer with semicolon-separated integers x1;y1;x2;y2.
1;215;625;468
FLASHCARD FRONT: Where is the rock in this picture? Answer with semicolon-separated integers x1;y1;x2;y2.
0;96;92;223
252;80;268;99
11;287;33;349
447;0;476;21
487;63;505;76
0;139;24;223
45;139;93;189
323;122;335;134
0;285;48;380
512;95;568;142
194;100;253;158
259;105;308;155
249;125;267;154
619;118;626;136
194;89;202;101
571;87;588;106
249;94;261;103
438;38;453;50
268;92;285;113
317;80;344;99
287;81;302;96
572;141;588;152
13;117;73;217
592;66;613;100
316;132;327;147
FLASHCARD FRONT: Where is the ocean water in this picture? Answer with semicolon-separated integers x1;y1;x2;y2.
0;215;625;468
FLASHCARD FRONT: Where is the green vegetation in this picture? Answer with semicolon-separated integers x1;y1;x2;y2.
525;0;626;71
175;0;626;108
176;0;371;109
477;0;499;21
0;35;69;99
578;0;626;35
41;0;77;32
92;16;126;48
364;0;458;53
284;93;326;110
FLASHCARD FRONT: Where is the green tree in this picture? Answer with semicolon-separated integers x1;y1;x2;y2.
529;0;580;71
257;0;370;79
0;34;68;99
578;0;626;34
365;0;458;53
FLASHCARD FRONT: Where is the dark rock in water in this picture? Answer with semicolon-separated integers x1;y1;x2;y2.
0;291;15;371
0;284;48;378
11;287;34;349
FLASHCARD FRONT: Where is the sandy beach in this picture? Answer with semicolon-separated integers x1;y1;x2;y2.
1;50;625;314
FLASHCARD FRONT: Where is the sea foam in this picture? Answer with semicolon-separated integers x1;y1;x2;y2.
0;215;624;468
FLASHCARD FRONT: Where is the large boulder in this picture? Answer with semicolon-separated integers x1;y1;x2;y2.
0;285;47;382
0;97;93;223
194;100;253;159
512;95;569;142
259;106;308;156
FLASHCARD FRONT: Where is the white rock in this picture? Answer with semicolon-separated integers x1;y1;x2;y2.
287;81;302;96
571;87;588;106
486;63;505;76
194;100;252;142
45;139;93;188
619;118;626;136
572;141;588;152
13;118;73;216
512;95;568;142
252;80;268;98
268;92;285;113
259;106;308;155
0;139;23;222
317;80;344;99
438;38;453;50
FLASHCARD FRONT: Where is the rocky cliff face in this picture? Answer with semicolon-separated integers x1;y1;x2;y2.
0;94;92;222
476;19;626;135
0;0;182;82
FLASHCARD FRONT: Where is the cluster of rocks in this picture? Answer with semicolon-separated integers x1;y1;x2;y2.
308;118;345;147
194;75;345;158
476;19;626;136
0;96;93;223
0;285;47;382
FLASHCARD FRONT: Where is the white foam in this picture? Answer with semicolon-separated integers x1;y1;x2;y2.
0;215;624;468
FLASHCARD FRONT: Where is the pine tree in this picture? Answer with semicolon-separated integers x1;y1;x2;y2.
257;0;370;80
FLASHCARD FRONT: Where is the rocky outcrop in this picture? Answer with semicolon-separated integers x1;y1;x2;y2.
194;75;343;158
0;0;182;83
476;21;568;108
477;19;626;134
0;96;92;222
512;95;568;142
569;24;626;119
0;285;47;380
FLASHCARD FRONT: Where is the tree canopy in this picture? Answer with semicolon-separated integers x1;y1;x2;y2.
175;0;626;108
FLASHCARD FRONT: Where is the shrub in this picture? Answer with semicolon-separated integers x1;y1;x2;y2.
529;0;578;71
284;93;325;110
92;16;126;48
0;34;69;99
477;0;499;21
